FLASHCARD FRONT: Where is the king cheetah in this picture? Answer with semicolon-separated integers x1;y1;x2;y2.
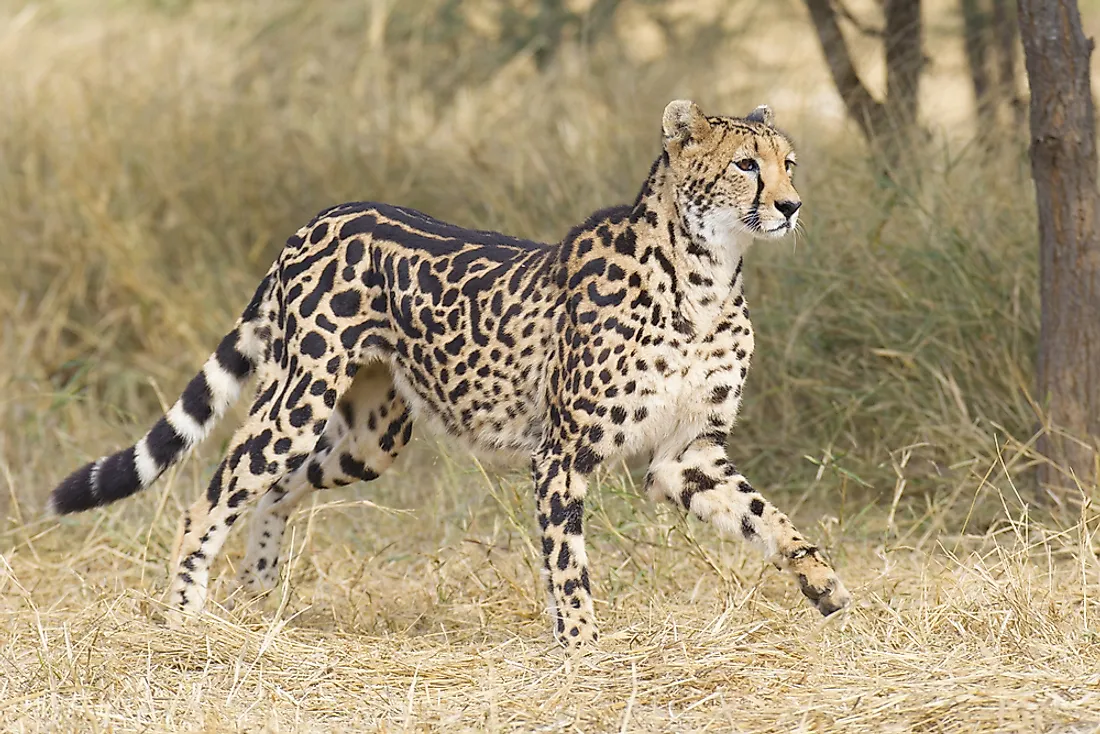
50;100;851;648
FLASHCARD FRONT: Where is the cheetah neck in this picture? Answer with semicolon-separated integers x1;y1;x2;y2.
628;155;750;330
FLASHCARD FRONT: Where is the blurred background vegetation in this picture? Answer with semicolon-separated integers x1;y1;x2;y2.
2;0;1098;536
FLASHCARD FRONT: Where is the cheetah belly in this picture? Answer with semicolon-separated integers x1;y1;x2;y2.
387;354;547;457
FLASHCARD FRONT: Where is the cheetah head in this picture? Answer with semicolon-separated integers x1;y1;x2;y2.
661;99;800;246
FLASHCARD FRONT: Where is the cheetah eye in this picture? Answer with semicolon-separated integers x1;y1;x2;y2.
785;159;797;174
734;158;758;173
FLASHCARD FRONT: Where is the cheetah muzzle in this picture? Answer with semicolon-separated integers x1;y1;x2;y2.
49;100;850;649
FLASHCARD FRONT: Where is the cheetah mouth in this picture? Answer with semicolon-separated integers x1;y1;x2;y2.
741;213;791;237
758;222;792;237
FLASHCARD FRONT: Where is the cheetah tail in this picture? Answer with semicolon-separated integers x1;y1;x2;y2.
48;276;275;515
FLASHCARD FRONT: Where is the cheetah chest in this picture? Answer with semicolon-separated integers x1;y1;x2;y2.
608;314;755;458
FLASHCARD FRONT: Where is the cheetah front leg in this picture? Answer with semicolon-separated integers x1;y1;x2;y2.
647;434;851;615
532;445;597;649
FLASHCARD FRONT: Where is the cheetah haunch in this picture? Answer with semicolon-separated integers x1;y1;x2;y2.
50;100;850;648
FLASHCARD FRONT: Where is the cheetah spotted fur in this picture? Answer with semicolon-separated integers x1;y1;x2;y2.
50;101;851;648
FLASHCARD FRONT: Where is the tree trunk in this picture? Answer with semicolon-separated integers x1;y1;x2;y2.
883;0;922;144
803;0;887;144
992;0;1024;134
960;0;995;133
1017;0;1100;495
803;0;922;162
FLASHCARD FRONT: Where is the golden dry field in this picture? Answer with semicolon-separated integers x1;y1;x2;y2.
3;1;1100;731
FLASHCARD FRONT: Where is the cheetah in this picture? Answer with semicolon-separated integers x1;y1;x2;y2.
49;100;851;648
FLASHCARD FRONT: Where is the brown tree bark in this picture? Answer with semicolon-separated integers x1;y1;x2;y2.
803;0;887;144
961;0;995;131
883;0;922;142
803;0;922;159
1017;0;1100;494
992;0;1024;133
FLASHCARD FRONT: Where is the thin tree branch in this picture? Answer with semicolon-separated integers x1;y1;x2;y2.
833;0;883;37
803;0;887;143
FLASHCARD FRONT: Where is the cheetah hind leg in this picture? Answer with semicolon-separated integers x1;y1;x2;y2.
165;357;358;627
230;362;413;607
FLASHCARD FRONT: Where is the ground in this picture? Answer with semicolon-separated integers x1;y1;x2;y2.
4;442;1100;731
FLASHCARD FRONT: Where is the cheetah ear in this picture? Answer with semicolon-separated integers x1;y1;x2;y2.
662;100;712;148
745;104;775;126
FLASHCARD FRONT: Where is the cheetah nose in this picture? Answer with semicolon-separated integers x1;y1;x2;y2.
775;200;802;219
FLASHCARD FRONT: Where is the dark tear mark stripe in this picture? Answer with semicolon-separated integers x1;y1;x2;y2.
750;170;765;218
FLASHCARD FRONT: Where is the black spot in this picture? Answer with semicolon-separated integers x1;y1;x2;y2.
556;543;571;571
309;222;329;244
750;498;765;516
300;331;327;358
307;461;324;488
563;500;583;535
247;429;273;475
301;262;338;318
290;406;313;427
346;238;365;265
574;446;601;475
614;229;636;256
330;290;362;317
339;213;377;239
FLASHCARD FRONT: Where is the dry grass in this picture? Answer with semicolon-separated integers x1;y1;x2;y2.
3;0;1100;731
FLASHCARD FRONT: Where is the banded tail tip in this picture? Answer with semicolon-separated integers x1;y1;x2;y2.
48;461;98;515
49;446;144;515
